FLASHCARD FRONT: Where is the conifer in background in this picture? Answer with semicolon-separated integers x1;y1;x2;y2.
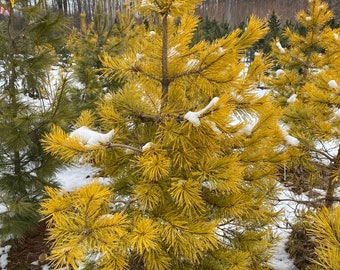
42;0;285;269
269;0;340;268
249;11;283;60
0;1;76;239
191;16;230;44
66;4;141;109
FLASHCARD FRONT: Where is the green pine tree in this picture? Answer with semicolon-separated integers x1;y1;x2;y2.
248;11;283;62
191;16;230;45
42;0;285;269
0;0;76;239
66;4;142;110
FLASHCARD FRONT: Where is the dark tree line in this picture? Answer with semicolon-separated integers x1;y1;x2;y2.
9;0;127;27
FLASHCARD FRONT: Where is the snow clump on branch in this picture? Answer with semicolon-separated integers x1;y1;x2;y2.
142;142;154;151
328;80;338;89
287;94;297;103
185;59;200;70
279;124;300;146
70;126;115;146
276;69;285;77
184;97;219;127
276;41;285;54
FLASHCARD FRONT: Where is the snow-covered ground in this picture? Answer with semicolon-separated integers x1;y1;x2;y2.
268;185;308;270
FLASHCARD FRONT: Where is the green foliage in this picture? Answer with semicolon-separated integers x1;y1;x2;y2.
66;3;143;110
0;2;77;239
248;11;282;61
191;16;230;44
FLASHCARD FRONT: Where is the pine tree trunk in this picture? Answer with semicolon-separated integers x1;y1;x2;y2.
325;145;340;208
161;14;169;109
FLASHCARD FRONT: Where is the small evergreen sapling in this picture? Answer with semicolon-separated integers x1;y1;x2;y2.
0;1;76;239
42;0;285;269
66;4;140;109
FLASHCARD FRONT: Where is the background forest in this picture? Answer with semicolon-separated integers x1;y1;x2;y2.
0;0;339;269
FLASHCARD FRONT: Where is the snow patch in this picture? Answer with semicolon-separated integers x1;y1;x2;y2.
276;69;285;77
206;120;222;134
54;165;109;191
284;135;300;146
70;126;114;146
0;205;7;214
334;108;340;118
0;245;11;269
287;94;297;103
185;59;200;70
142;142;153;151
184;97;219;127
334;33;339;40
280;124;300;146
276;42;285;54
318;5;324;11
218;47;225;54
328;80;338;89
136;53;143;61
168;45;180;58
238;123;254;136
306;16;312;21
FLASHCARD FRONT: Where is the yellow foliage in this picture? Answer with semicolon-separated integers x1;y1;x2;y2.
41;181;129;269
133;182;163;210
131;218;162;253
137;148;170;181
137;0;202;17
75;110;96;128
43;125;108;164
169;179;205;215
306;206;340;270
42;0;285;269
269;0;340;194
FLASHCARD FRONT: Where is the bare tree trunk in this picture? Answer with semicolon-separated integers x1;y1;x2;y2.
63;0;67;14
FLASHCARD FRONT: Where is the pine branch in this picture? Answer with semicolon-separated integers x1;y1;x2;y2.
106;143;142;153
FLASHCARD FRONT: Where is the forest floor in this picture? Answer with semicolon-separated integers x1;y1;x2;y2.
6;221;50;270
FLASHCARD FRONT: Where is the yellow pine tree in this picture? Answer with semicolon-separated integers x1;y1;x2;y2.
41;0;285;269
269;0;340;268
269;0;340;206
